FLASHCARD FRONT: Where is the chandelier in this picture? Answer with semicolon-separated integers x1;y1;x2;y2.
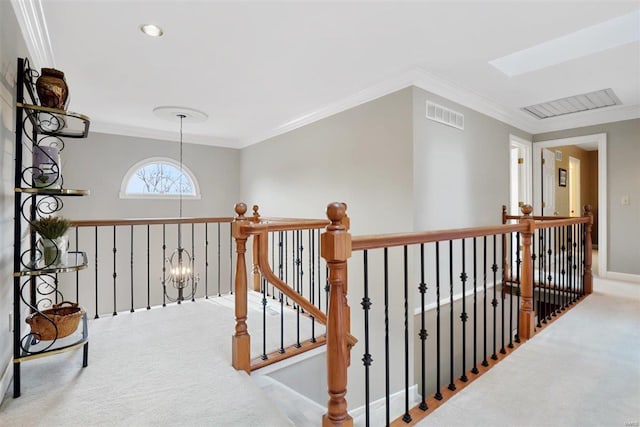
153;107;208;303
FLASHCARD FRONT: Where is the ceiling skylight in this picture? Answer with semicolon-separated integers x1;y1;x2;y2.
522;88;622;119
490;10;640;76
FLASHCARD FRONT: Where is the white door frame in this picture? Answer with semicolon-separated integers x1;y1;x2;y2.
509;134;532;215
533;133;607;278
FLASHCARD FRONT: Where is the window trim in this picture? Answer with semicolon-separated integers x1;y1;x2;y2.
120;157;201;200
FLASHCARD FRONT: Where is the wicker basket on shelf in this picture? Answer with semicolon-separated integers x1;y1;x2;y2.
26;301;85;341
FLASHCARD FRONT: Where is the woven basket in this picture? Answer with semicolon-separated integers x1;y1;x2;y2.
26;301;85;341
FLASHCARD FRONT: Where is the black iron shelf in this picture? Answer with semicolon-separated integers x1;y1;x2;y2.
17;103;90;138
14;251;88;277
16;187;90;196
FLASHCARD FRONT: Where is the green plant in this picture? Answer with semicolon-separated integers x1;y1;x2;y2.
31;216;71;239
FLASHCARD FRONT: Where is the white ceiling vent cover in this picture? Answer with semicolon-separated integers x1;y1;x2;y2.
523;88;622;119
426;101;464;130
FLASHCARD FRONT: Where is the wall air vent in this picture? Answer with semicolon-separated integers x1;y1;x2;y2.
426;101;464;130
522;88;622;119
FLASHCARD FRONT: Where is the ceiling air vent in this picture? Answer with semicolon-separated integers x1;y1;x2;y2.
522;88;622;119
426;101;464;130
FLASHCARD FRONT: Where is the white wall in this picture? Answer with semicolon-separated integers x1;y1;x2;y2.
240;88;414;235
0;1;28;403
60;132;240;220
412;87;532;230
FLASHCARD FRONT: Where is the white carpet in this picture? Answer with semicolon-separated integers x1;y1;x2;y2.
418;276;640;427
0;299;294;426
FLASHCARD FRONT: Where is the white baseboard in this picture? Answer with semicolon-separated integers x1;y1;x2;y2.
0;358;12;405
350;384;419;423
602;271;640;284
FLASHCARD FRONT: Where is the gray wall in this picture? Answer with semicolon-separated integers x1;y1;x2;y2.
0;2;28;403
412;87;532;230
240;88;414;235
534;119;640;276
60;132;240;219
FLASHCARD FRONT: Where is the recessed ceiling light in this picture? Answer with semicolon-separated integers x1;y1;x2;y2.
490;10;640;76
141;24;163;37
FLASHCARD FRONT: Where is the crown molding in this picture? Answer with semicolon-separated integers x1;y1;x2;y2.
90;120;240;149
11;0;55;69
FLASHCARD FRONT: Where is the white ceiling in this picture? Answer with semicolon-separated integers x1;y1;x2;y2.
13;1;640;148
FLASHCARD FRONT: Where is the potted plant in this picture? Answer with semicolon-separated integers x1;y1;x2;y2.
31;216;71;266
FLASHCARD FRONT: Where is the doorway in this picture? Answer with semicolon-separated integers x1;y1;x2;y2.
569;156;581;217
533;133;607;277
509;135;532;215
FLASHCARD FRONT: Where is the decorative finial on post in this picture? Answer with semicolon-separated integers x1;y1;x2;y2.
327;202;346;231
252;204;260;222
521;204;533;216
234;202;247;220
583;204;592;215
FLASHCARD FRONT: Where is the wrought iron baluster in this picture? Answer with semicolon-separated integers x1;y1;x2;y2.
295;230;301;348
261;277;268;360
384;247;390;425
491;235;498;360
278;231;285;354
515;232;521;343
217;223;221;296
75;227;79;301
546;227;553;320
162;224;166;307
94;226;99;319
112;226;117;316
435;241;443;400
536;230;542;328
147;225;150;310
472;237;479;373
448;240;456;391
309;229;315;342
418;243;429;409
191;223;196;302
402;245;412;423
508;232;514;348
553;226;558;316
460;239;469;381
205;223;209;299
229;223;233;294
500;234;506;355
482;236;488;365
130;225;134;312
362;250;372;426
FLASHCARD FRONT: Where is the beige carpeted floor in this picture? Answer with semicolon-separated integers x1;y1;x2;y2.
0;296;305;426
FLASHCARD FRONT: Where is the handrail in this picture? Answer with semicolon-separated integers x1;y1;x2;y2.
71;217;234;227
352;223;527;251
240;218;330;234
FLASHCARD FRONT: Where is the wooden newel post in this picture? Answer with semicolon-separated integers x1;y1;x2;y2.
518;204;536;340
321;202;353;427
232;202;251;373
252;205;261;292
583;204;593;295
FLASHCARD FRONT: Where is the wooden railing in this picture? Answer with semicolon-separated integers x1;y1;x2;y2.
63;216;234;317
232;202;593;426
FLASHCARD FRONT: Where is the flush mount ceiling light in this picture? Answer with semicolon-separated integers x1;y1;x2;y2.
522;88;622;120
140;24;164;37
490;10;640;76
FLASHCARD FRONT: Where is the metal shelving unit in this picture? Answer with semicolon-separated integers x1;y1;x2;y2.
12;57;91;398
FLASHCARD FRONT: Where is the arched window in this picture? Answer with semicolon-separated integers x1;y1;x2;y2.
120;157;201;199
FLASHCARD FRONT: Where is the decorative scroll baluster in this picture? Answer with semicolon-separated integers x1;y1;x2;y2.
508;233;514;349
112;226;117;316
402;245;412;423
435;241;443;400
546;227;553;321
418;243;429;409
261;277;268;360
295;230;302;348
460;239;469;381
535;229;541;328
75;227;79;300
583;205;593;295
